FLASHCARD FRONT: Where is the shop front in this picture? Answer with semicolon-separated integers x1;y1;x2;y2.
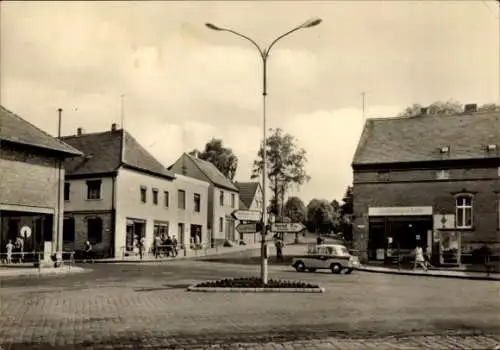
367;206;433;262
0;210;54;262
125;218;146;254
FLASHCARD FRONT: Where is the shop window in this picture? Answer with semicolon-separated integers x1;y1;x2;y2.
87;217;103;243
456;195;473;229
220;190;224;206
64;182;70;201
178;190;186;209
154;222;169;237
152;188;158;205
164;191;169;207
194;193;201;212
86;180;102;200
140;186;147;203
231;193;235;208
63;218;75;242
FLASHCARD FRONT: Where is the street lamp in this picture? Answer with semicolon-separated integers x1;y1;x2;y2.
206;18;321;284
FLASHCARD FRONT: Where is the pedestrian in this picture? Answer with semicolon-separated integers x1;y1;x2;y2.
171;235;178;257
84;240;94;263
15;236;24;263
275;237;284;262
138;236;145;260
165;235;173;257
154;235;162;258
413;245;428;271
5;239;13;264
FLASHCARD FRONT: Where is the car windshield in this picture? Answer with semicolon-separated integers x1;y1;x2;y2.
337;246;350;256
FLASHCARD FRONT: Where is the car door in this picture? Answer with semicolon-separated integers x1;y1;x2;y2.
316;247;331;269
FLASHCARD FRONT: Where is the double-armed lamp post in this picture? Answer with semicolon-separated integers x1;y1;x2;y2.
205;18;321;284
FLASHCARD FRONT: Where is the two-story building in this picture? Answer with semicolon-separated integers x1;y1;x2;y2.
351;104;500;266
61;125;209;258
0;105;82;262
235;181;263;244
169;153;239;247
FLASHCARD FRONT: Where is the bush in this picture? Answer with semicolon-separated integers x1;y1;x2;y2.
194;277;319;289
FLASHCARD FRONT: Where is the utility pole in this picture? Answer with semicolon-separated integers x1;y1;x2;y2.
120;94;125;129
362;92;366;122
56;108;63;262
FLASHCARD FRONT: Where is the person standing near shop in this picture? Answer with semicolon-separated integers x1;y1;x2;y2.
413;245;428;271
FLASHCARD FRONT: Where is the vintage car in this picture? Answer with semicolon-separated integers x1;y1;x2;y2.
291;244;360;274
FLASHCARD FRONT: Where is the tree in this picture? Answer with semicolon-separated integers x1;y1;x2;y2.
398;100;500;118
251;128;310;215
306;199;338;234
190;138;238;180
284;196;307;243
339;186;354;243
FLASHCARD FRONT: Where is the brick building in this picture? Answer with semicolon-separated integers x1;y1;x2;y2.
0;105;82;262
351;105;500;266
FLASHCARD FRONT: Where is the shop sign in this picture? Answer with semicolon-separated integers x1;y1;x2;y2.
368;206;433;217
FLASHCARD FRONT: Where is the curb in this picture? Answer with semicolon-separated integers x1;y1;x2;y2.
0;266;89;278
186;284;325;293
356;267;500;281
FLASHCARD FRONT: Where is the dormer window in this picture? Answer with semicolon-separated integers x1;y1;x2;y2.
487;144;497;152
439;146;450;154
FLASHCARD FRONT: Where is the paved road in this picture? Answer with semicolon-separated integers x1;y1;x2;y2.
1;258;499;349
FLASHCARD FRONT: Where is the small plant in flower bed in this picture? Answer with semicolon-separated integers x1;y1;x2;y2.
195;277;319;289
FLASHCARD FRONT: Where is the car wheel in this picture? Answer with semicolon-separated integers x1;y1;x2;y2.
345;268;353;274
307;268;316;272
295;261;306;272
330;263;342;274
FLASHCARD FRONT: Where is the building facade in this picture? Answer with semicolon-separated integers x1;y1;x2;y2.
235;182;263;244
0;105;82;262
351;106;500;266
62;125;209;258
169;153;239;247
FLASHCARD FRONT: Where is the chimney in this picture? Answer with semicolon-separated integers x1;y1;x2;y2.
111;123;118;131
464;103;477;113
77;127;83;136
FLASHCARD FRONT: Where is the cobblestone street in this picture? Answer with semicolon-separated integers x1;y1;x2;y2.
1;260;499;349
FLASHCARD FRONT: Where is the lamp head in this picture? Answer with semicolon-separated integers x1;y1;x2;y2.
205;23;223;31
301;18;322;28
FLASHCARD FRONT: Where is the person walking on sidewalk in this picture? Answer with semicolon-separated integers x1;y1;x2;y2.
84;241;94;264
5;239;13;264
413;245;428;272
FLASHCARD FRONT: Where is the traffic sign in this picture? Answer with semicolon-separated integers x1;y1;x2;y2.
271;222;305;233
236;223;261;234
232;210;262;222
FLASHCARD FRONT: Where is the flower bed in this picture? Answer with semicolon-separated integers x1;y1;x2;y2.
194;277;319;289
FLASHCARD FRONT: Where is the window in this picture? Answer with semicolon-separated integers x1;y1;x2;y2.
86;180;101;200
194;193;201;212
152;188;158;205
154;222;169;237
456;195;473;229
63;217;75;242
178;190;186;209
140;186;147;203
87;217;103;243
219;190;224;206
178;223;185;245
64;182;70;201
164;191;169;207
231;193;235;208
219;217;224;233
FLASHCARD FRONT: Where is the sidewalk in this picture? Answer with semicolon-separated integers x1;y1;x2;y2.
0;265;87;278
94;241;266;263
357;264;500;281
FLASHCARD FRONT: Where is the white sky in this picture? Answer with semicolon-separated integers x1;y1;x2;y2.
1;1;499;204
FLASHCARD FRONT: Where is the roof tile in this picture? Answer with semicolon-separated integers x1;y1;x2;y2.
352;112;500;165
186;154;238;191
235;182;260;208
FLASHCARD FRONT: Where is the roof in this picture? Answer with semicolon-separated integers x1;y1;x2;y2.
235;182;260;209
352;111;500;166
0;105;82;157
239;198;248;210
61;129;175;179
183;153;239;191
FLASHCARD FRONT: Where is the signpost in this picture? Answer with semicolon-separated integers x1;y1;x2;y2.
271;222;306;233
232;210;262;222
236;223;260;234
